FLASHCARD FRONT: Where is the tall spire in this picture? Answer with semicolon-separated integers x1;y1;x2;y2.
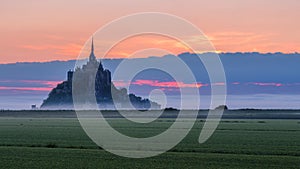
89;36;96;62
91;36;94;54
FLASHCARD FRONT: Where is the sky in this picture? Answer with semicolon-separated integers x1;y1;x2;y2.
1;0;300;109
1;0;300;63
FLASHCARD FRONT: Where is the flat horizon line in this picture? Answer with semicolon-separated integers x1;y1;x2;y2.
2;108;300;112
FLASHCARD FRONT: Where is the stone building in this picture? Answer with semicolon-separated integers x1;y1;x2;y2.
41;38;160;110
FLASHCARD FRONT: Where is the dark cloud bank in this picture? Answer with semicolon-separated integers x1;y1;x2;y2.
1;52;300;95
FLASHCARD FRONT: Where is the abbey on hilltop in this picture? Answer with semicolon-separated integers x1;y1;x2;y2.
41;38;160;110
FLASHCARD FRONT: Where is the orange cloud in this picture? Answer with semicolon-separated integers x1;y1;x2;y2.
114;79;206;88
100;34;194;59
0;86;52;91
21;43;82;58
0;80;62;92
19;80;62;88
207;31;300;53
207;32;272;52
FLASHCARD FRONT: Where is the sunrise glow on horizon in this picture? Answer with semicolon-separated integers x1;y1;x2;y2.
1;0;300;63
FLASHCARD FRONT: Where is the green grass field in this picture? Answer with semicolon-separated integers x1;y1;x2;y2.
0;113;300;168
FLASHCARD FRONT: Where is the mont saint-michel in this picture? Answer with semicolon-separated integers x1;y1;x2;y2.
41;39;160;110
